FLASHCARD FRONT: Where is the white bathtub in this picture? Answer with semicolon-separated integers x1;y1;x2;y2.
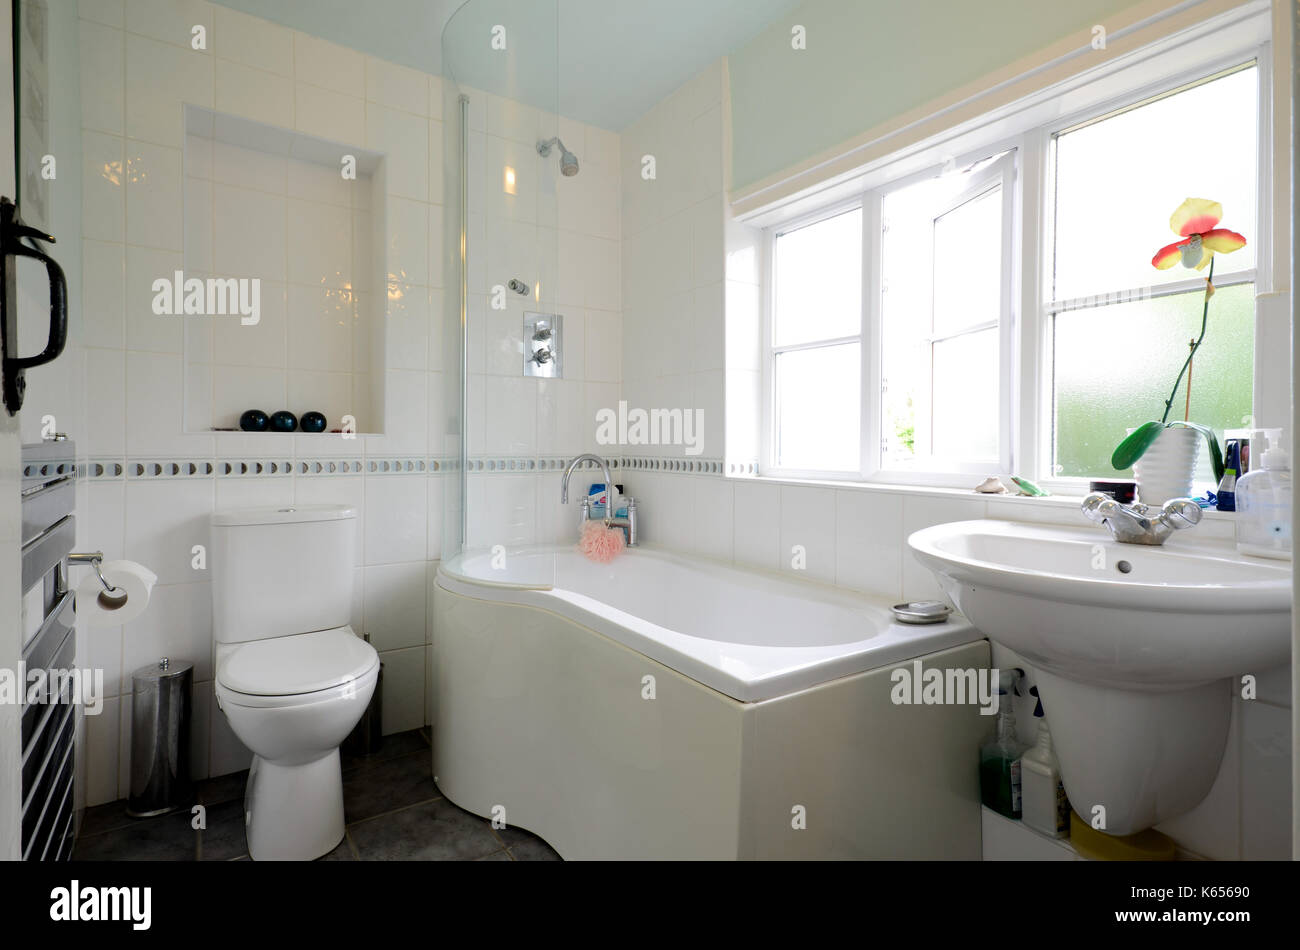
433;545;992;859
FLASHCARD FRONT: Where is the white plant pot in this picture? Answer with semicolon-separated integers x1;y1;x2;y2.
1132;426;1200;505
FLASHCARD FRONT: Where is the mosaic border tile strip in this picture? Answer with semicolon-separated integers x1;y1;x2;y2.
75;454;741;480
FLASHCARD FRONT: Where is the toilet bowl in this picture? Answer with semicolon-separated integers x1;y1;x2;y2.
215;626;379;861
209;504;376;861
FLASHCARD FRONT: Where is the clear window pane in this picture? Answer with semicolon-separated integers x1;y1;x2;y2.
933;187;1001;337
1052;283;1255;481
775;343;860;471
932;328;1000;460
773;208;862;347
1053;66;1257;303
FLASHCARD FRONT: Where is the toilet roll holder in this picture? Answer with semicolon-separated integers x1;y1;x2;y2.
68;551;122;595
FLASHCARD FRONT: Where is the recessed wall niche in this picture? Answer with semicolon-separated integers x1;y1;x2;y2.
181;106;386;435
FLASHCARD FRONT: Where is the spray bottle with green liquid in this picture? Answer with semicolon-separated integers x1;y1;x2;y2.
979;668;1027;819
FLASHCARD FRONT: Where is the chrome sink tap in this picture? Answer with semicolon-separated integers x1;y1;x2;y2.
560;453;638;546
1080;492;1202;545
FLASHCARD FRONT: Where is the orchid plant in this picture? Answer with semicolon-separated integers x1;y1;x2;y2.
1109;198;1247;482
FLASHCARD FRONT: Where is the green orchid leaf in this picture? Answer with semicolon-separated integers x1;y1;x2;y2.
1173;421;1226;483
1111;421;1164;471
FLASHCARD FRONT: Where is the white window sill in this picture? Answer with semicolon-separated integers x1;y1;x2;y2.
736;473;1238;523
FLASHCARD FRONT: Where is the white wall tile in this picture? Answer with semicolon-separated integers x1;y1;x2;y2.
211;183;286;280
378;646;426;735
1240;699;1293;859
691;477;734;561
123;478;215;586
124;32;212;145
365;57;428;115
79;20;124;135
364;475;428;565
125;140;183;250
214;58;293;128
80;0;124;28
212;5;293;76
835;490;904;600
84;698;120;807
293;32;365;97
732;481;780;572
363;561;427;651
124;0;212;47
778;485;836;583
294;83;365;146
125;245;183;352
367;104;429;201
82;131;126;242
84;348;126;456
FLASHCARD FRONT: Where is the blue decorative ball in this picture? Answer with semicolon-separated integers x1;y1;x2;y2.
300;411;327;433
239;409;269;432
269;410;298;433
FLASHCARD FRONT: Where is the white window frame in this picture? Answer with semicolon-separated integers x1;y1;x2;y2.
760;196;866;481
756;35;1272;492
1035;58;1266;493
867;150;1018;483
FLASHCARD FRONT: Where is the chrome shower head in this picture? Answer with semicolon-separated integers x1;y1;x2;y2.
537;137;579;176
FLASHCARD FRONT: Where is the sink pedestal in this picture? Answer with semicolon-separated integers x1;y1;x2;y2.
1032;670;1232;836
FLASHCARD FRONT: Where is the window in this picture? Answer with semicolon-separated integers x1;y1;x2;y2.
878;153;1015;474
1047;65;1257;483
759;51;1266;490
767;206;862;473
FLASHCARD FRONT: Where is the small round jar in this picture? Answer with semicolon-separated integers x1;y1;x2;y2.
268;410;298;433
300;411;327;433
239;409;269;432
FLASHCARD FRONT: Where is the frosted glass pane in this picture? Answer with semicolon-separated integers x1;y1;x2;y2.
933;187;1002;336
774;208;862;347
1053;283;1254;480
1053;67;1257;302
931;328;999;460
775;344;860;471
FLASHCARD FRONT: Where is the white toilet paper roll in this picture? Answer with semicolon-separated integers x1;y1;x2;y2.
76;559;157;626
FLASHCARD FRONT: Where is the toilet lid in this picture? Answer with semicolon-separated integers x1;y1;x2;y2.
219;626;378;696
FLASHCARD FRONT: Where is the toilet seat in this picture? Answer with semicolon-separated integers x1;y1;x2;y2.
217;625;379;705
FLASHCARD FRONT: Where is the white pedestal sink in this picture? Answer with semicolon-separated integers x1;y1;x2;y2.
909;519;1290;835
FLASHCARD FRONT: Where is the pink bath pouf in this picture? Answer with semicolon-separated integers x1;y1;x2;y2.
580;520;625;563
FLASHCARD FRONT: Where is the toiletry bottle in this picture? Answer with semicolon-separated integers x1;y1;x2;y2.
589;483;607;518
1235;428;1292;560
979;669;1026;819
1216;440;1241;511
1019;686;1070;838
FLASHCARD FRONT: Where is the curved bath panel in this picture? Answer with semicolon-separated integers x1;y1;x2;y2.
432;546;992;859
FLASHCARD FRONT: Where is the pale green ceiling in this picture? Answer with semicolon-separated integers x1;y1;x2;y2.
211;0;803;129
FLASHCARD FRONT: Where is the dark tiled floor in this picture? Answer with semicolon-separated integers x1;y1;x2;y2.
73;728;561;862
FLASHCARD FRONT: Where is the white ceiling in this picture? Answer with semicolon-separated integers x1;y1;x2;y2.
211;0;803;129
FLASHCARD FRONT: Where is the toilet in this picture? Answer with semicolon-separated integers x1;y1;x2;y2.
210;504;378;861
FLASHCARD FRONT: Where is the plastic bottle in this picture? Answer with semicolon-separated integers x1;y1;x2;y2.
979;669;1026;819
1216;440;1241;511
1019;686;1070;838
1235;428;1292;560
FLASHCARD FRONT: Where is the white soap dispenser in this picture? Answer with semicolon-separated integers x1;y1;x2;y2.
1019;686;1070;838
1235;428;1292;560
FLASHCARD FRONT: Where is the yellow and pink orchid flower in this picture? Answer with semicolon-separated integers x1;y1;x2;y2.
1150;197;1246;271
